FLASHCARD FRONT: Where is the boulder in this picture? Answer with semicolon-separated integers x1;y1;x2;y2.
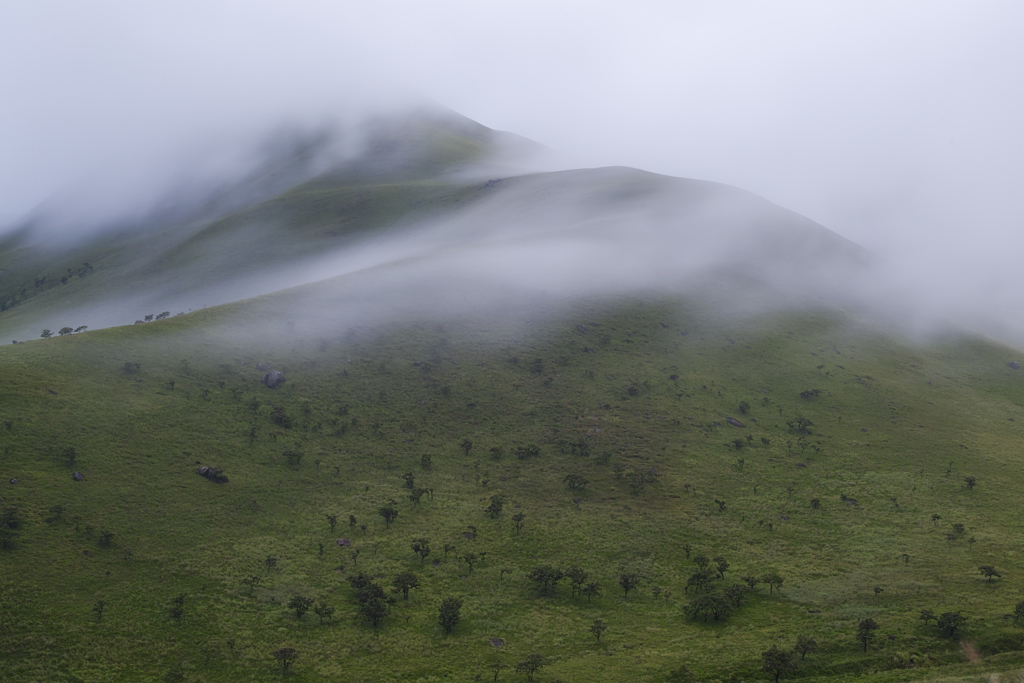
256;363;271;371
72;472;84;481
336;538;351;547
262;371;285;389
197;465;229;483
1009;361;1020;369
9;478;17;484
726;417;745;428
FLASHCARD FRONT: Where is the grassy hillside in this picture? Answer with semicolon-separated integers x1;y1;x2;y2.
4;286;1024;682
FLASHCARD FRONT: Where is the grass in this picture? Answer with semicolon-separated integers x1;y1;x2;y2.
4;287;1024;682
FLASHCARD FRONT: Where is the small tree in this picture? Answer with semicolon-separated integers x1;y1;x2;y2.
856;618;879;651
242;574;262;594
590;618;608;641
411;538;431;564
761;645;796;683
919;608;937;625
742;575;760;591
964;475;977;490
1014;601;1024;625
763;572;784;595
484;495;505;519
41;329;53;339
490;661;508;681
420;453;432;470
582;581;602;603
408;487;427;506
713;556;729;579
284;450;303;468
619;572;641;598
392;572;421;600
515;654;546;682
462;552;482;573
288;595;313;620
438;596;463;633
793;634;817;660
92;599;106;622
937;611;968;637
265;555;278;573
979;565;1001;583
527;565;564;595
326;514;338;533
401;471;416;489
564;473;589;490
460;439;473;456
511;512;525;534
565;565;589;598
378;501;399;529
58;326;74;336
272;647;298;673
313;600;335;624
169;593;186;621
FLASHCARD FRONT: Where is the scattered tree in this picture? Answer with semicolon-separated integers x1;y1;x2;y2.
564;473;589;490
979;565;1001;583
793;634;817;660
392;572;421;600
438;596;463;633
411;538;431;564
919;608;937;625
762;572;784;594
937;611;968;638
856;618;879;651
271;648;298;674
402;471;416;489
460;439;473;456
283;450;303;468
514;654;546;682
566;565;589;598
242;575;262;594
964;475;977;490
761;645;796;683
314;600;335;624
325;514;338;533
92;599;106;622
1013;601;1024;625
288;595;314;620
590;618;608;641
58;326;73;336
169;593;186;621
265;555;278;573
40;329;52;339
490;661;508;681
484;495;505;518
511;512;525;534
619;572;641;598
582;581;602;603
378;501;399;529
527;565;564;595
462;552;483;573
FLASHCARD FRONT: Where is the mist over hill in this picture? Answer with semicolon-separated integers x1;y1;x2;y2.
0;107;1011;350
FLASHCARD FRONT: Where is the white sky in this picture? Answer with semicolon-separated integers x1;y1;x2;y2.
1;1;1022;272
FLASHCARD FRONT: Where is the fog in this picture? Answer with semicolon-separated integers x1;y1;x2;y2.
2;2;1024;346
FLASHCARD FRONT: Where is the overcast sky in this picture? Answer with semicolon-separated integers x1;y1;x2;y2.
2;2;1022;274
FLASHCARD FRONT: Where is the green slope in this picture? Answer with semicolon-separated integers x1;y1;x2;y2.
3;284;1024;682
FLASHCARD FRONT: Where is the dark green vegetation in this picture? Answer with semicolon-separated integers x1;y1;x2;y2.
4;286;1024;682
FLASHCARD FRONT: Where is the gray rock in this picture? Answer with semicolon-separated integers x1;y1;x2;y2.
261;371;285;389
72;472;84;481
1009;361;1020;369
256;363;270;371
336;538;351;546
9;478;17;484
726;417;745;428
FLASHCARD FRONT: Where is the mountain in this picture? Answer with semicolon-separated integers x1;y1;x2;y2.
3;111;1022;682
0;109;867;344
